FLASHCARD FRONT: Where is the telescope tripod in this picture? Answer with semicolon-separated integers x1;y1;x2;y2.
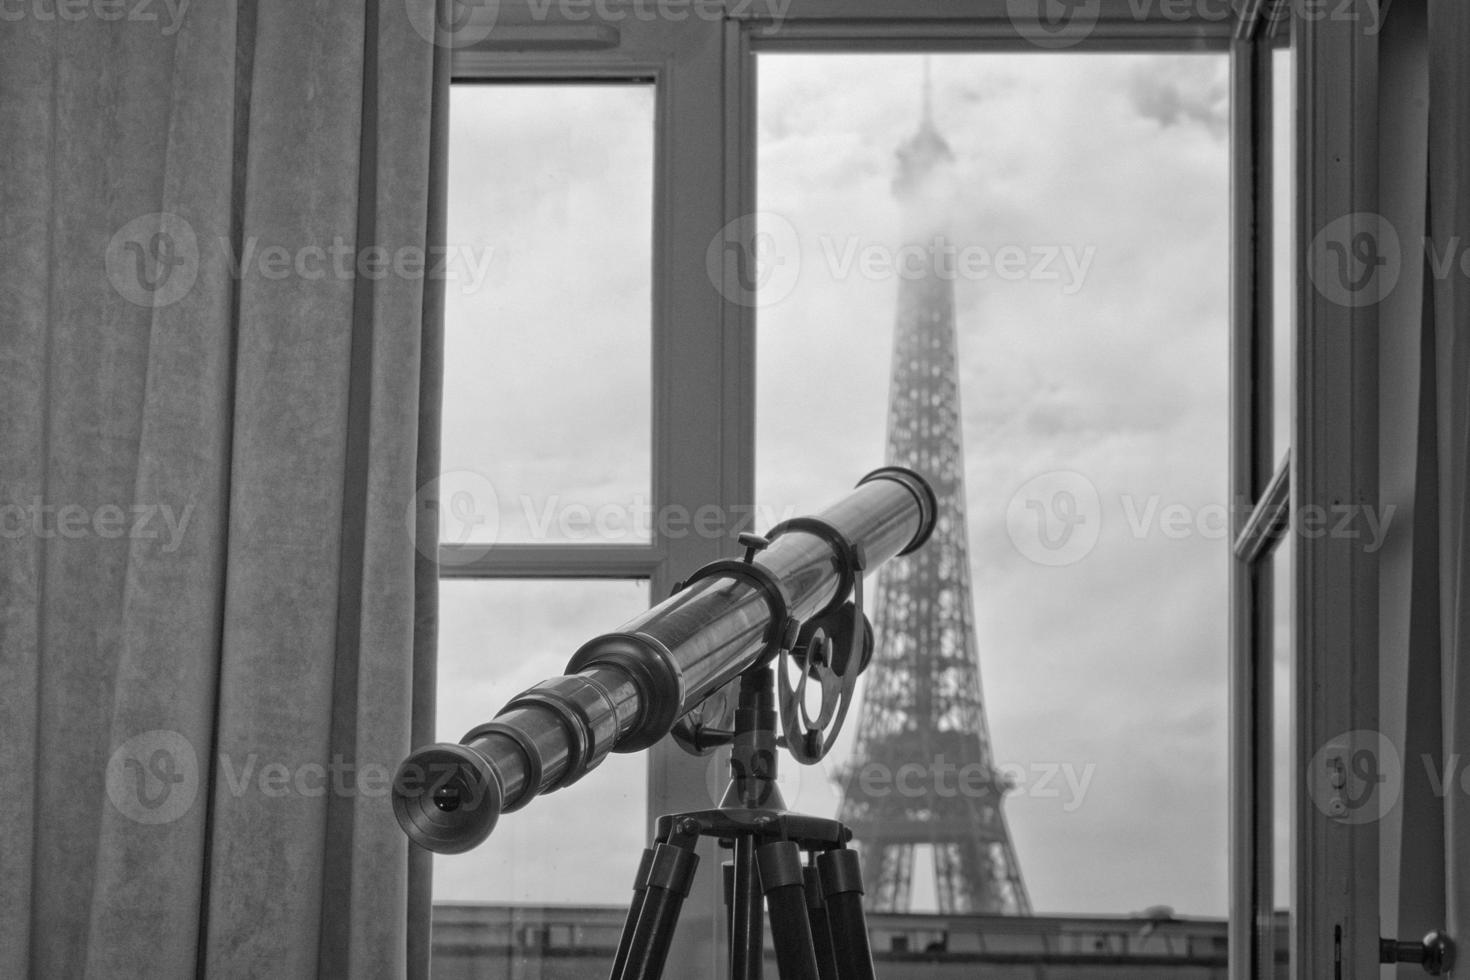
609;666;877;980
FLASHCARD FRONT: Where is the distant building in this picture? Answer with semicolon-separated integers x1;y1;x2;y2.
430;904;1288;979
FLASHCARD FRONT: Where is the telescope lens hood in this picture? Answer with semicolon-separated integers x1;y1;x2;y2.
858;466;938;555
392;742;505;854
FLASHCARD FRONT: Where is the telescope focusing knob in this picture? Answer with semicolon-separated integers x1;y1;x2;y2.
737;532;770;563
392;743;505;854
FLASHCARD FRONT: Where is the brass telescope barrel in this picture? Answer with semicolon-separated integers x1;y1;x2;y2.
392;467;936;853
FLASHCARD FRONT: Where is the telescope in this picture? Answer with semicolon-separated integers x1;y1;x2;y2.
393;467;936;854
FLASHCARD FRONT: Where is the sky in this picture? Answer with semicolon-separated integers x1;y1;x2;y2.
427;51;1288;920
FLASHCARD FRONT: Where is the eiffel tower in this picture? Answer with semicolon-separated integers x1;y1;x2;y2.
837;69;1031;916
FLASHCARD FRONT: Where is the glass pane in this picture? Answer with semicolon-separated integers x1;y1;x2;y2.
432;578;650;908
1268;41;1294;980
441;84;654;545
1270;531;1293;976
757;52;1230;929
1272;45;1293;460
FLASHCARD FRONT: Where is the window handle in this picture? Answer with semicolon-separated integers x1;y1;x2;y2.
1379;931;1454;975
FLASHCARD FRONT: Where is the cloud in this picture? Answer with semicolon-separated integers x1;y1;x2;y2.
1128;55;1230;136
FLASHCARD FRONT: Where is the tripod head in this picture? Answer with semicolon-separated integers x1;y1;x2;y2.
392;467;936;854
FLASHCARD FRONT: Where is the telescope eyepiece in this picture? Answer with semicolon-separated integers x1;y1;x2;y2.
392;743;505;854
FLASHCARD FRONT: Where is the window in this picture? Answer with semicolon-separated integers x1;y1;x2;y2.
433;8;738;975
441;84;654;546
433;81;660;911
757;50;1231;917
425;3;1357;977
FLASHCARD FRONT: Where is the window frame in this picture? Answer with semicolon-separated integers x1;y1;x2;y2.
442;8;741;974
437;2;1383;977
1229;7;1290;978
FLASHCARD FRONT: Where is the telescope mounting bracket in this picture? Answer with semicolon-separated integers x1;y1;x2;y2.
670;522;874;765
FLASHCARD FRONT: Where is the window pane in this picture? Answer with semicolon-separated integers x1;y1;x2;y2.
1270;532;1293;974
1269;41;1295;980
757;53;1229;919
1272;45;1293;460
432;578;650;906
442;85;654;545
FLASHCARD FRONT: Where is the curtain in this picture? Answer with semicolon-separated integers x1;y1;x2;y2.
1427;0;1470;962
0;2;447;976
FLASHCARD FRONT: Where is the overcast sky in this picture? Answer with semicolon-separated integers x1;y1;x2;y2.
429;52;1277;920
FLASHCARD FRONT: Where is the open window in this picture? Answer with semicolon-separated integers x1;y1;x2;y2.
429;2;1383;977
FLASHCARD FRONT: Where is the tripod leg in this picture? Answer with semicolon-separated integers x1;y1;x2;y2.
803;865;839;980
756;841;821;980
609;848;656;980
817;849;876;980
722;859;736;957
729;834;764;980
615;841;700;980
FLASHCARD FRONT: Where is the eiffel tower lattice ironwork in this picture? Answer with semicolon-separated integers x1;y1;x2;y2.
836;73;1031;916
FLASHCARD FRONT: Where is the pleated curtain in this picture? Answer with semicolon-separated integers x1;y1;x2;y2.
0;2;448;975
